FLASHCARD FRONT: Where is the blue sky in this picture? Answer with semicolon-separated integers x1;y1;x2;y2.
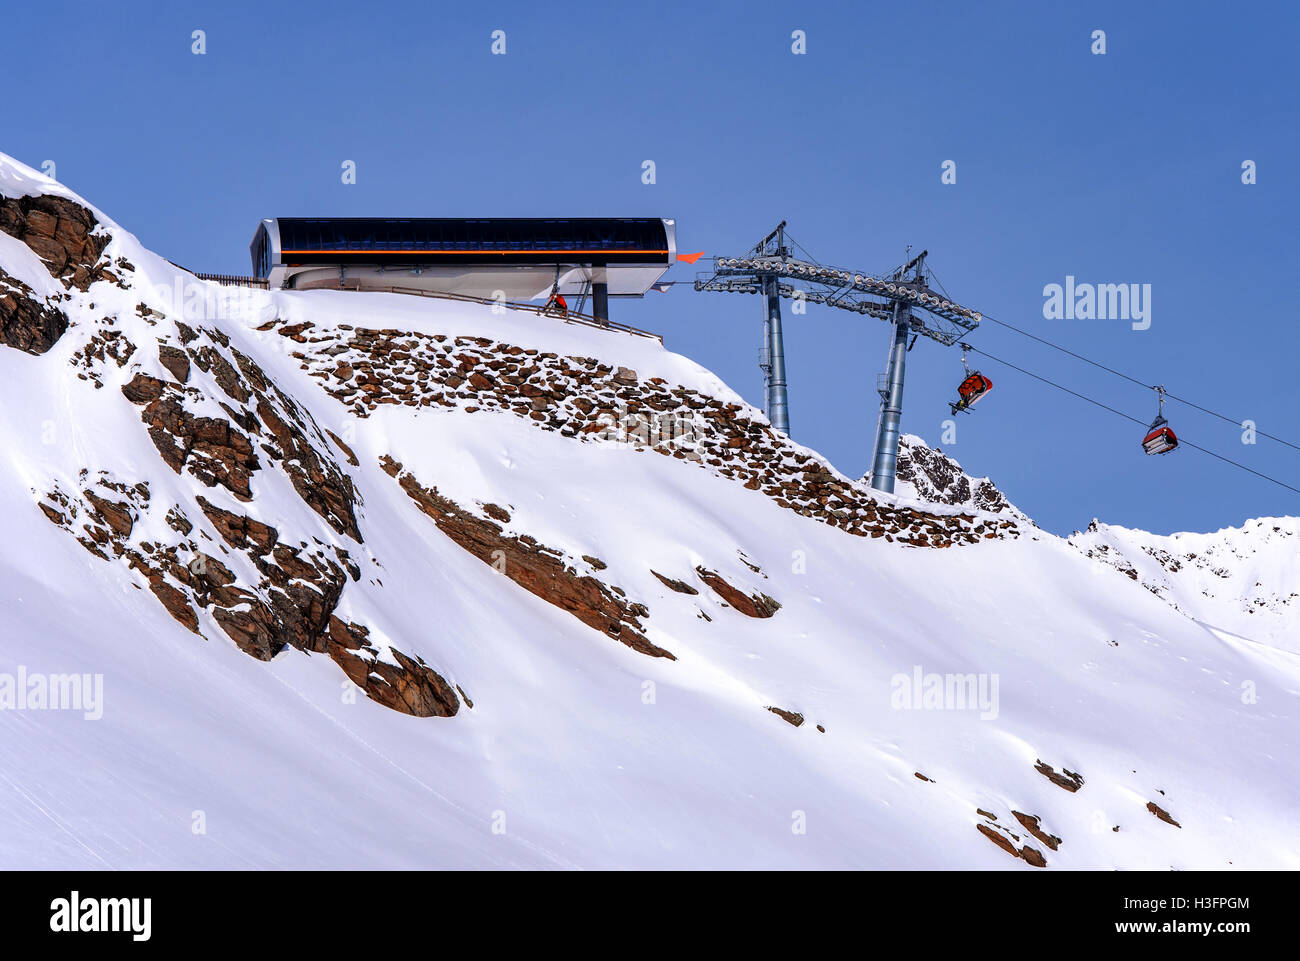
6;0;1297;535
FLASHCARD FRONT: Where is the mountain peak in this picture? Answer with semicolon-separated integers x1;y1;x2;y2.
891;433;1028;521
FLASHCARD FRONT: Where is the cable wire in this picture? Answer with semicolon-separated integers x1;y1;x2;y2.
977;311;1300;453
968;345;1300;496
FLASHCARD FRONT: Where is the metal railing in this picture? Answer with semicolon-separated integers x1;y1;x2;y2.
190;272;269;289
321;280;663;343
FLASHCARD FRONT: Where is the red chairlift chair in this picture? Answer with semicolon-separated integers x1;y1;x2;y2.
1142;387;1178;455
949;345;993;415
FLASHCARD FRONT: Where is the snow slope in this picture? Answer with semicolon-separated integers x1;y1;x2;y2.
1070;518;1300;654
1;153;1297;869
892;436;1300;654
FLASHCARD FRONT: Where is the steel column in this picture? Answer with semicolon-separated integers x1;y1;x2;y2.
870;304;911;493
762;275;790;434
591;282;609;324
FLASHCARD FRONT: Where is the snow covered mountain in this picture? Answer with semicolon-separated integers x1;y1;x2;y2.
893;438;1300;653
1070;518;1300;654
2;153;1297;870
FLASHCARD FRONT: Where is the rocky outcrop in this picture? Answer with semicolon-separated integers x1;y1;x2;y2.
1147;801;1181;828
119;322;361;540
270;323;1022;549
1012;811;1062;851
977;822;1020;858
36;470;455;718
324;617;459;717
71;324;136;387
1035;760;1084;792
976;813;1048;868
766;706;804;727
158;344;190;383
892;434;1026;519
381;455;672;660
31;305;454;720
652;571;698;595
0;194;112;291
0;269;68;354
1019;845;1048;868
695;567;780;618
122;372;260;500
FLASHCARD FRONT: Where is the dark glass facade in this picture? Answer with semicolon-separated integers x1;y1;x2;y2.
254;218;669;276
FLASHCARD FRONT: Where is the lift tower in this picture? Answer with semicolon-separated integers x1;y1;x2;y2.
734;223;791;432
695;226;982;493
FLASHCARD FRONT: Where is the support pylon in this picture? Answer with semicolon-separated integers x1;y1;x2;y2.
870;302;911;493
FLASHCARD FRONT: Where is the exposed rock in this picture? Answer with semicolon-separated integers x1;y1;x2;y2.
977;822;1048;868
211;604;281;660
191;345;250;403
383;455;672;660
1020;845;1048;868
0;194;111;290
279;324;1023;549
121;334;362;543
195;495;277;554
0;268;68;354
121;373;260;500
325;428;359;466
158;344;190;383
1146;801;1181;828
149;581;199;634
1012;811;1062;851
651;570;699;595
71;326;135;386
1035;760;1084;792
695;567;780;618
319;617;458;717
892;434;1026;519
482;503;511;523
39;320;448;720
767;706;804;727
977;823;1020;858
83;491;134;538
252;388;360;541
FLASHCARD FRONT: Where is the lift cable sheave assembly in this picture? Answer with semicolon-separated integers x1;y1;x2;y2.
694;222;983;493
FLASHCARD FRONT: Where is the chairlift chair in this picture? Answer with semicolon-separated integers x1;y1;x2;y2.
1142;386;1178;455
949;344;993;415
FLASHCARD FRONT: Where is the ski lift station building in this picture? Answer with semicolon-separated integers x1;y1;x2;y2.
250;217;677;321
